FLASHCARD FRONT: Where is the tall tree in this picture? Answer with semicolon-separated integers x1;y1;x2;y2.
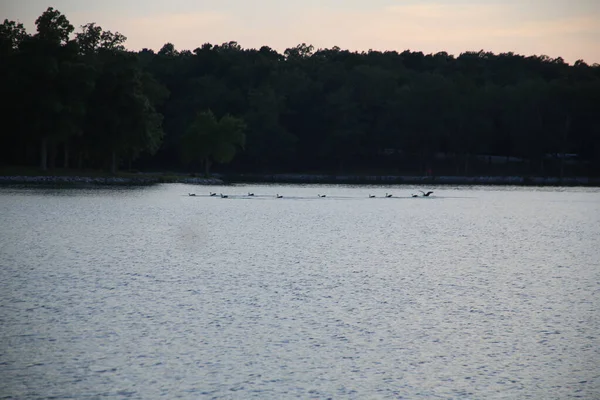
85;51;164;173
181;110;246;176
0;20;29;165
19;7;79;170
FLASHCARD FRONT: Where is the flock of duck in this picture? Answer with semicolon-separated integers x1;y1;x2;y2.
188;190;434;198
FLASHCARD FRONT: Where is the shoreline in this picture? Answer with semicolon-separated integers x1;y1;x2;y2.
221;173;600;186
1;173;599;187
0;175;223;185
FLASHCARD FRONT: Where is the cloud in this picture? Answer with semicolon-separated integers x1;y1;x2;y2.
274;3;600;63
491;15;599;38
386;3;509;19
96;3;599;64
277;3;517;46
128;12;230;30
118;12;237;50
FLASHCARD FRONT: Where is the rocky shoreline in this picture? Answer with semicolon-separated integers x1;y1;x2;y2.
0;175;223;185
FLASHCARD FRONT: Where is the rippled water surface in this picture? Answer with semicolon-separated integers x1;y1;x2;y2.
1;184;599;399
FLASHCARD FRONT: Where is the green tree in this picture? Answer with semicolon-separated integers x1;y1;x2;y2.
75;23;126;56
243;85;297;171
0;19;29;165
5;7;600;178
85;51;164;173
18;7;87;171
182;110;246;176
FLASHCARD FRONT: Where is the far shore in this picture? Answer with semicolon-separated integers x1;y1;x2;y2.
0;175;222;185
220;173;600;187
1;171;599;187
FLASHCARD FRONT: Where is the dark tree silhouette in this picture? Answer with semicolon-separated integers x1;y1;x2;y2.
1;8;599;178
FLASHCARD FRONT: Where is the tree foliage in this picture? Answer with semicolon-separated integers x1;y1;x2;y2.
0;8;165;173
182;110;246;176
2;8;599;177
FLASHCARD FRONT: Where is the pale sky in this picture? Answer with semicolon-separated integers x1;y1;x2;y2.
2;0;599;64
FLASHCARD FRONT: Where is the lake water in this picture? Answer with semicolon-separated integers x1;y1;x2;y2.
1;183;599;399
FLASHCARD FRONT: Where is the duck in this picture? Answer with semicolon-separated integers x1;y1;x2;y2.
248;192;254;196
411;194;418;198
369;194;376;198
318;194;326;198
209;192;216;196
220;193;228;198
385;193;393;198
420;191;434;197
188;193;196;196
276;194;283;198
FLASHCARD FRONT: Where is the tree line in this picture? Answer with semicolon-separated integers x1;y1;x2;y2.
2;8;599;177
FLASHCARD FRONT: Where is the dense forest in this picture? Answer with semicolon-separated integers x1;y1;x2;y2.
2;8;599;177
